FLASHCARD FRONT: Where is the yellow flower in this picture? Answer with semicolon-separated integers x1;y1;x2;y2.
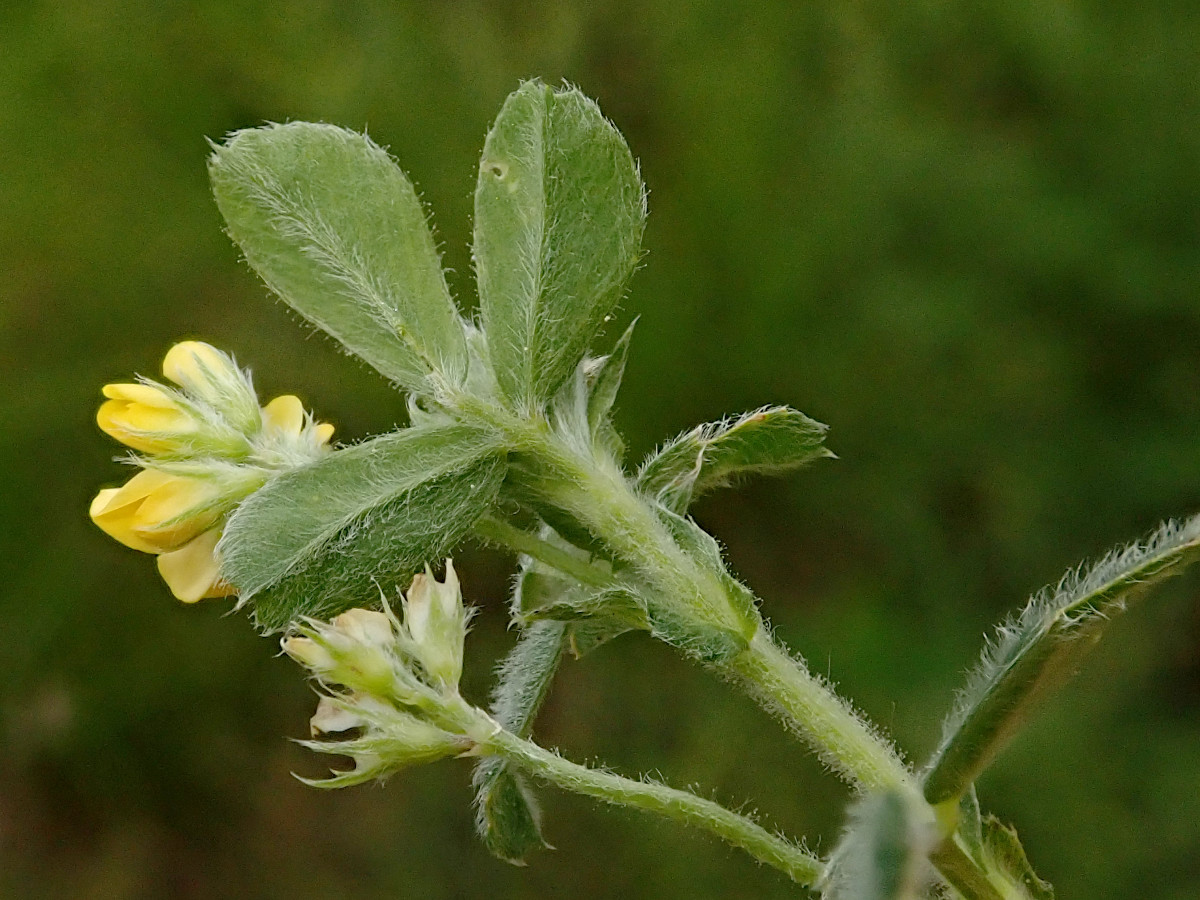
89;468;226;554
89;467;247;602
92;340;337;604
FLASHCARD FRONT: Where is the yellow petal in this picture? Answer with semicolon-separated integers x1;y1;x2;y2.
97;400;195;454
102;383;177;407
162;341;231;387
135;479;223;548
90;470;181;553
90;469;221;553
91;469;175;513
156;529;234;603
90;488;164;553
262;395;305;436
134;474;219;524
99;400;192;434
90;488;120;518
97;382;197;453
315;422;335;445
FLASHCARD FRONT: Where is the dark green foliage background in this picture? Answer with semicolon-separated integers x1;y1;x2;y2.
3;2;1199;897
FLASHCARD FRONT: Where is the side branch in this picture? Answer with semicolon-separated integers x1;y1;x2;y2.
481;726;825;887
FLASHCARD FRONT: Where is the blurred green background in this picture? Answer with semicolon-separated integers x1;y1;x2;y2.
3;1;1200;897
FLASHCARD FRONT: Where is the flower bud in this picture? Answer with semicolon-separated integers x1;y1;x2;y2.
297;692;467;789
162;341;260;434
283;609;407;699
404;560;469;690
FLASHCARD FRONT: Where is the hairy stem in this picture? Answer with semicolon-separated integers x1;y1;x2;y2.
479;724;825;886
725;631;913;792
472;401;914;790
539;432;912;792
460;403;1013;895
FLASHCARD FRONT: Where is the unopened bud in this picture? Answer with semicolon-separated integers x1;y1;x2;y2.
283;608;406;698
405;560;469;690
163;341;261;434
297;692;468;788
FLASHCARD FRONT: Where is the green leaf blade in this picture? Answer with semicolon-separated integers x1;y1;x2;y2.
219;424;505;630
474;81;646;409
822;790;935;900
979;816;1055;900
209;123;467;392
585;318;636;437
923;515;1200;805
644;503;758;661
473;618;566;863
638;406;833;514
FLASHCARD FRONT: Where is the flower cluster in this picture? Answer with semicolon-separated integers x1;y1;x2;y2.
90;341;335;602
283;562;480;787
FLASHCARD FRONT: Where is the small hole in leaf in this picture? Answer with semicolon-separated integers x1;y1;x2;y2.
483;159;509;180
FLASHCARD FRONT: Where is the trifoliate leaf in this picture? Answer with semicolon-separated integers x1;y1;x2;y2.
474;81;646;410
210;123;467;393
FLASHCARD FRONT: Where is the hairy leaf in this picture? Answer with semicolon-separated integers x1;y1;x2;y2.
638;406;833;514
210;123;467;392
822;789;935;900
649;503;759;658
473;619;566;863
979;817;1054;900
564;617;640;658
220;425;505;629
923;515;1200;805
520;581;649;629
474;80;646;409
585;319;636;439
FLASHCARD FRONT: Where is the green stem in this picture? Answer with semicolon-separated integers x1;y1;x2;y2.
550;456;740;629
480;724;825;887
725;631;913;792
475;403;913;792
457;400;1011;895
474;515;613;588
930;838;1008;900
